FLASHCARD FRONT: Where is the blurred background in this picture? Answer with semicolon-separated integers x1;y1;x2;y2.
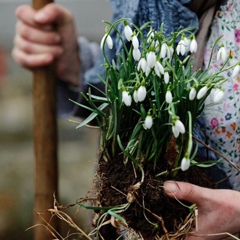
0;0;112;239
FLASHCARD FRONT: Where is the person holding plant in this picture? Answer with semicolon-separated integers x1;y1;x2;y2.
12;0;240;239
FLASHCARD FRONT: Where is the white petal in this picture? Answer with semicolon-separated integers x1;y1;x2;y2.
145;66;151;77
137;58;147;72
147;51;156;68
181;157;190;171
122;91;132;106
132;35;139;49
197;86;208;99
213;89;224;103
106;35;113;49
175;119;185;134
232;64;240;78
124;25;133;41
160;43;167;59
189;88;197;100
154;61;164;76
165;91;173;104
144;116;153;129
172;125;179;138
164;72;170;84
133;90;138;103
190;39;198;53
133;48;141;61
137;86;147;102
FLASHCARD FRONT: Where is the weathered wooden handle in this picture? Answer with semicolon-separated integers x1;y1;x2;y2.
32;0;59;239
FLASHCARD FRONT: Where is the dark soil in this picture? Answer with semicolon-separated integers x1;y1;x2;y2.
93;148;216;240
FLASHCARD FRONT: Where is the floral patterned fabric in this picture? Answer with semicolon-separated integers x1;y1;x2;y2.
203;0;240;190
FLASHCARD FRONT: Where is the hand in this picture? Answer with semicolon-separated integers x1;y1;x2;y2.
12;4;81;86
164;181;240;239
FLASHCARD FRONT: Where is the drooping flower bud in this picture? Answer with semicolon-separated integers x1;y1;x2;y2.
213;88;224;103
190;38;198;53
189;87;197;100
175;119;185;134
132;35;139;49
160;42;168;59
100;33;113;50
181;157;190;171
133;48;141;61
124;24;133;41
165;90;173;104
122;90;132;106
143;115;153;129
137;85;147;102
197;86;208;99
232;64;240;78
164;71;170;84
217;45;227;62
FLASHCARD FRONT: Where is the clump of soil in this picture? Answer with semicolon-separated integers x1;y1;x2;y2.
93;144;216;240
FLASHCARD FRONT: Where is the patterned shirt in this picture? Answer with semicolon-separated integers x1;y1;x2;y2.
203;0;240;190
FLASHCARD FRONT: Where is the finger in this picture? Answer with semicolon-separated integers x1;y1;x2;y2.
163;181;211;206
16;21;61;45
15;5;38;27
14;34;63;56
12;47;54;68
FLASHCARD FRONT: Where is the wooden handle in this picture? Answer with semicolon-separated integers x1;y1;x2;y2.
32;0;59;239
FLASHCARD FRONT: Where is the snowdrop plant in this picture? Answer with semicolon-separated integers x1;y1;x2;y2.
76;18;239;175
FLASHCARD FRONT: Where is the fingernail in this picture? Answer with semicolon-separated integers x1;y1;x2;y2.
163;181;177;194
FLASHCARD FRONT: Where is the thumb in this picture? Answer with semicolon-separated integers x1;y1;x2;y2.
163;181;210;205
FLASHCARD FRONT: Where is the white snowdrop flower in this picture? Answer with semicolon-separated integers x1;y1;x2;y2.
176;39;186;56
197;86;208;99
147;29;155;43
137;85;147;102
232;64;240;78
133;90;139;103
145;66;151;77
175;119;185;134
147;51;157;68
217;45;227;62
124;24;133;41
155;40;160;52
143;115;153;129
189;87;197;100
184;37;191;52
154;61;164;76
181;157;190;171
190;38;198;53
165;90;173;104
100;33;113;49
164;71;170;84
213;88;224;103
210;88;216;102
160;42;168;59
132;35;139;49
133;48;141;61
172;125;180;138
137;58;147;72
122;90;132;106
167;46;174;59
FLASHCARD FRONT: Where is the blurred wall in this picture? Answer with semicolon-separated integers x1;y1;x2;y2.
0;1;112;239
